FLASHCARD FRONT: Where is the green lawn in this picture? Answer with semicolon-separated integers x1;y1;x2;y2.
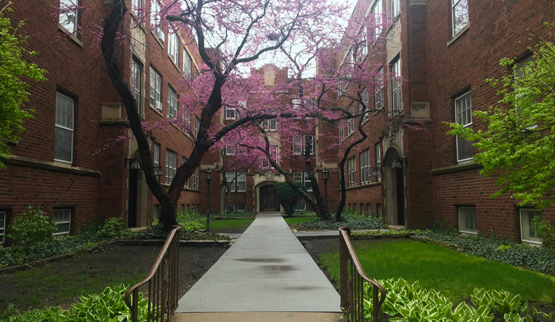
209;218;255;230
320;239;555;304
284;216;317;225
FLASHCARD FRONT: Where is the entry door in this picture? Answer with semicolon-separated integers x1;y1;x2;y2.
128;169;139;227
259;185;280;212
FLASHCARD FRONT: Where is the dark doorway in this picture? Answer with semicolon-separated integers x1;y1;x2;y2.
128;168;139;227
259;185;280;212
395;167;405;225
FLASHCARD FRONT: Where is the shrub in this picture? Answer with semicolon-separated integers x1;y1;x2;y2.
98;217;130;240
273;182;299;216
532;216;555;250
295;214;382;230
7;206;57;248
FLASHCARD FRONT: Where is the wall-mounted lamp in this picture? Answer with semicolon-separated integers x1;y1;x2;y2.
124;158;141;170
391;157;408;169
153;166;165;176
370;167;382;177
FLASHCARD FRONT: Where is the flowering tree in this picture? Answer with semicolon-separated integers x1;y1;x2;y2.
101;0;347;229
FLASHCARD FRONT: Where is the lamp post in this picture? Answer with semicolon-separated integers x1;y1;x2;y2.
322;168;329;216
205;169;213;233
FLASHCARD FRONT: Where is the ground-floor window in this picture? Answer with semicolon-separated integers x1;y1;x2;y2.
458;206;477;234
376;203;382;218
0;211;5;244
367;203;372;216
53;209;71;236
153;205;160;220
234;203;246;212
295;202;306;211
520;208;541;244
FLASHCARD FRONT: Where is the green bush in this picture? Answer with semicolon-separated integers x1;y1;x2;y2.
98;217;130;240
2;284;151;322
532;216;555;250
7;206;57;248
273;182;300;216
295;214;382;230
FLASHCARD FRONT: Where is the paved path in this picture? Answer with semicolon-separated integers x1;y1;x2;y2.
175;213;341;313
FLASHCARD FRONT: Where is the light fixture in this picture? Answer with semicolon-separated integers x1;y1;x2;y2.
391;157;407;169
205;169;213;182
154;166;165;176
370;167;382;177
321;168;329;182
124;158;141;170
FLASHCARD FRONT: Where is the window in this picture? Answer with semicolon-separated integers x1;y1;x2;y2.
295;202;306;211
520;209;541;244
182;157;190;188
390;0;399;20
357;26;368;61
348;157;356;187
53;209;71;236
262;120;278;131
347;104;355;135
293;135;314;155
375;143;381;182
168;30;179;64
226;172;246;192
150;0;164;41
390;58;402;113
338;120;345;142
225;147;236;156
360;149;371;185
458;206;477;234
454;92;473;162
153;143;160;182
132;0;143;17
451;0;469;37
55;92;74;163
225;106;236;120
261;145;278;169
377;203;382;218
234;203;246;211
292;98;301;110
182;110;191;132
59;0;79;34
192;167;199;190
0;211;5;244
165;149;177;183
371;0;382;39
168;86;178;119
153;205;160;220
131;57;143;115
360;88;369;121
367;203;372;216
183;49;192;77
293;172;312;192
374;68;384;110
194;116;200;138
149;67;162;110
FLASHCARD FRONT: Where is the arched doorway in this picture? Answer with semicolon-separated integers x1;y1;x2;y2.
258;184;280;212
383;147;405;226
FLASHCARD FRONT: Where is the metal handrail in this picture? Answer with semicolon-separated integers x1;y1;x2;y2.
125;225;181;322
339;227;386;322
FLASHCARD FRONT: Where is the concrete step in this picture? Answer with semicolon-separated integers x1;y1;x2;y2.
172;312;344;322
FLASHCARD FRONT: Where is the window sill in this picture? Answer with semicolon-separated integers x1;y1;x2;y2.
168;55;181;72
447;24;470;47
431;162;481;176
149;104;163;116
385;13;401;35
151;31;165;48
58;23;83;48
4;155;100;177
459;230;478;236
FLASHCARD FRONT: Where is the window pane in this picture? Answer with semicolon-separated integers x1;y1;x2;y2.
452;0;469;36
458;207;476;233
54;127;73;162
520;209;541;243
59;0;78;34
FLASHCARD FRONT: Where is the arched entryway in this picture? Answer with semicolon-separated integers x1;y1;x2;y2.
258;184;280;212
383;147;405;226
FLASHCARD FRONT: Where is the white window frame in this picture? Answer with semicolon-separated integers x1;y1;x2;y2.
194;116;200;138
165;149;177;183
225;106;236;120
361;88;369;121
390;0;399;21
234;203;247;212
225;147;236;156
339;120;345;142
390;58;402;114
520;209;542;245
167;86;178;119
454;92;473;162
132;0;143;17
0;211;5;244
293;135;314;155
292;98;302;110
149;67;162;110
150;0;164;41
226;172;246;192
348;157;356;187
293;172;313;192
360;149;371;185
183;49;192;77
374;68;384;110
53;209;71;236
451;0;469;37
131;57;143;116
375;143;381;182
295;202;307;211
59;0;79;34
168;30;179;64
371;0;383;39
193;167;199;190
347;103;355;135
54;92;74;164
458;206;477;234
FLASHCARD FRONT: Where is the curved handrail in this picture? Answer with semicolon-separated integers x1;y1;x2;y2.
124;225;181;314
339;226;386;321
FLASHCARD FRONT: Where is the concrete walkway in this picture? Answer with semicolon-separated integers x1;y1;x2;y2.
175;213;341;313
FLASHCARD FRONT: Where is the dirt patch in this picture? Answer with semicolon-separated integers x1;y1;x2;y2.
0;244;227;316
